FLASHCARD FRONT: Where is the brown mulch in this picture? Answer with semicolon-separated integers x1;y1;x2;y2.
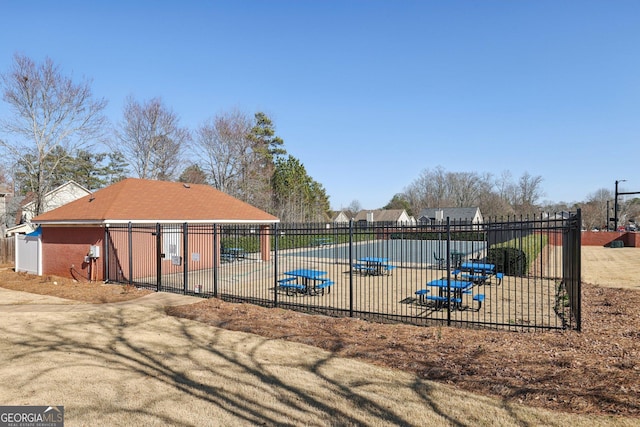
0;268;153;303
1;267;638;417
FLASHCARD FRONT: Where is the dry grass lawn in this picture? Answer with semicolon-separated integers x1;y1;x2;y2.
0;245;639;425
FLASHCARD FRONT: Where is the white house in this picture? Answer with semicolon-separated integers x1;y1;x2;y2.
417;207;484;225
6;181;91;236
354;209;416;226
331;210;353;224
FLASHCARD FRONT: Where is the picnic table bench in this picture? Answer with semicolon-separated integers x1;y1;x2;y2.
278;278;334;296
352;264;395;275
414;289;463;308
458;272;489;283
353;257;396;275
221;247;246;262
278;269;334;296
353;263;377;274
414;287;486;311
454;262;503;285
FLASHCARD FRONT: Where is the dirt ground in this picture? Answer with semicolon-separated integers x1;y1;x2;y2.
1;245;639;418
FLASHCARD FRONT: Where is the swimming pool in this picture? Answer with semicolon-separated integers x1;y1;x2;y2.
285;239;487;265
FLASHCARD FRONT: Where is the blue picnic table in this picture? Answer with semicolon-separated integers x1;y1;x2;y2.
456;262;503;285
353;257;396;276
460;262;495;273
278;269;334;296
450;251;466;269
426;279;472;309
221;247;246;262
415;279;485;310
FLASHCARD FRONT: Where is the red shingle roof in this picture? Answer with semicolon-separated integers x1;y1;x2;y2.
33;178;279;224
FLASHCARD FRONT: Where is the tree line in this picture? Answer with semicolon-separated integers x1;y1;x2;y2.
379;167;546;219
0;54;329;227
376;167;638;229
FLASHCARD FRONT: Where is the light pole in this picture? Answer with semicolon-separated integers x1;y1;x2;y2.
614;179;627;231
614;180;640;232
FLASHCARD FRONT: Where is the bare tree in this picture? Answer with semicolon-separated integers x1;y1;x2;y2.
449;171;492;207
494;170;518;205
403;166;451;212
193;110;252;197
116;96;189;180
435;167;452;205
193;111;286;213
346;200;362;213
580;188;613;230
625;198;640;228
515;172;544;214
478;191;514;219
404;167;494;214
0;54;108;214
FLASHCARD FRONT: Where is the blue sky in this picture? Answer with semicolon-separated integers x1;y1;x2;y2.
1;1;639;209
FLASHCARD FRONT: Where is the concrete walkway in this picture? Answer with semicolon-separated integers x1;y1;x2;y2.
0;286;201;312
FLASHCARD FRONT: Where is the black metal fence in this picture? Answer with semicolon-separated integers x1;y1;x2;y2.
104;211;582;331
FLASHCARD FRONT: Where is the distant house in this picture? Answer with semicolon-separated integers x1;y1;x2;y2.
354;209;415;226
330;210;354;224
30;178;279;280
544;211;572;221
417;207;483;226
6;181;91;236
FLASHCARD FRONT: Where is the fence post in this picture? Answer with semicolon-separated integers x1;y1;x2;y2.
104;226;109;282
183;222;188;295
570;209;582;331
274;223;279;307
446;217;452;326
155;223;161;292
349;220;354;317
333;224;339;264
213;224;218;298
128;222;133;287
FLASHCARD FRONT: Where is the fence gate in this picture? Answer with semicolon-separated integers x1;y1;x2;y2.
158;224;187;294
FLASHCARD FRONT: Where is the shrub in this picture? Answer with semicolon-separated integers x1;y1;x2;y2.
487;234;547;276
487;247;527;276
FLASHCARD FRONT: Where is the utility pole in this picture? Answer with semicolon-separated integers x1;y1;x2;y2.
614;180;625;231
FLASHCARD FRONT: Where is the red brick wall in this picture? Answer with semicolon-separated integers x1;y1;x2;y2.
105;226;157;281
547;231;563;246
629;232;640;247
99;226;217;282
41;226;104;280
42;224;273;282
581;231;639;247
